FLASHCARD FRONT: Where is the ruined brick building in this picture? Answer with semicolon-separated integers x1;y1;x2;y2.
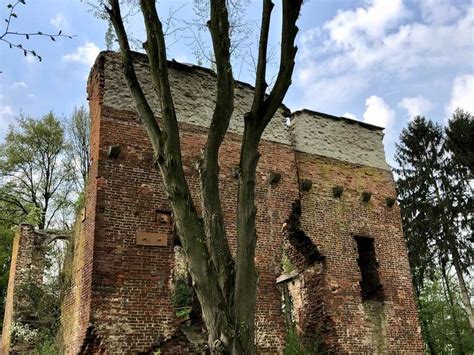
2;51;424;353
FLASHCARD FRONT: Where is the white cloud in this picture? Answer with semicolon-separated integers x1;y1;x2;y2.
363;95;395;128
323;0;407;48
398;96;432;119
0;105;14;135
342;112;357;120
10;81;28;89
295;1;474;109
63;42;100;66
0;105;13;118
299;73;370;109
446;74;474;115
50;13;67;29
418;0;461;25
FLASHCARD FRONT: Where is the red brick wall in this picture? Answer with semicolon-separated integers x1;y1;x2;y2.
288;153;424;353
67;99;298;352
60;57;103;354
57;52;423;354
1;225;36;353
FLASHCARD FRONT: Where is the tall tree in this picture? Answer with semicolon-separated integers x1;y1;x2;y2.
443;109;474;330
0;113;75;230
395;116;445;352
396;114;474;346
104;0;302;352
395;116;444;292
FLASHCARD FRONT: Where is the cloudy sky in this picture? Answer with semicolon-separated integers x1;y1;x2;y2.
0;0;473;165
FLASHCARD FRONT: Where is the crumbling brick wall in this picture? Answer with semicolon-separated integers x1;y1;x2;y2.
58;52;298;353
286;109;424;353
52;51;424;354
1;224;40;353
1;225;64;353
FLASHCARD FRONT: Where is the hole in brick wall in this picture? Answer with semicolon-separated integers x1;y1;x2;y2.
354;236;384;302
172;246;203;327
285;200;325;266
155;210;172;226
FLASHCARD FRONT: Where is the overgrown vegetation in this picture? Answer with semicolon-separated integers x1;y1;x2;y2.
0;107;89;351
283;327;325;355
282;251;296;274
172;279;194;319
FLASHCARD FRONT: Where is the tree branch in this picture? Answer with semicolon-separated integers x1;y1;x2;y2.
255;0;302;134
110;1;236;349
106;0;162;155
251;0;273;114
199;0;236;303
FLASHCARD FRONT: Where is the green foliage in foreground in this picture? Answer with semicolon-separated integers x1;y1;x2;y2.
418;274;474;354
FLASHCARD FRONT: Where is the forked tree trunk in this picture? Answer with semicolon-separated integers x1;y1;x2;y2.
107;0;302;352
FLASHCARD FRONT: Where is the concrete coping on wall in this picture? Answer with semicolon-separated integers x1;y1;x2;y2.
291;108;385;131
290;110;390;171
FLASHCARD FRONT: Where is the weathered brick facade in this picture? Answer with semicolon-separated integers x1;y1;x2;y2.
3;51;424;353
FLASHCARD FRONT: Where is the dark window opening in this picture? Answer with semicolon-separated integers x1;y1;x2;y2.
354;236;384;302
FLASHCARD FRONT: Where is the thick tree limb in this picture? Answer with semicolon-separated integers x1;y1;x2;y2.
253;0;302;135
110;1;236;350
200;0;236;304
233;1;302;352
106;0;162;155
251;0;273;114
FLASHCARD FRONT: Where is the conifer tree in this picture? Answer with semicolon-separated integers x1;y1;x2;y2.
396;113;474;351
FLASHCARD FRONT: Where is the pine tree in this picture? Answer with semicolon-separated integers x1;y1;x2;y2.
395;116;445;353
396;113;474;352
443;109;474;330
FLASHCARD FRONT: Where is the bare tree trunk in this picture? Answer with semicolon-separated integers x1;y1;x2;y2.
233;129;260;354
107;0;303;352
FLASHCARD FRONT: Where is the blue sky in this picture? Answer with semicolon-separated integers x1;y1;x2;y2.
1;0;473;165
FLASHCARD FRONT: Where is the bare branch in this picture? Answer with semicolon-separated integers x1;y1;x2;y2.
1;0;75;63
251;0;273;114
106;0;162;154
256;0;302;131
140;0;180;144
199;0;236;302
